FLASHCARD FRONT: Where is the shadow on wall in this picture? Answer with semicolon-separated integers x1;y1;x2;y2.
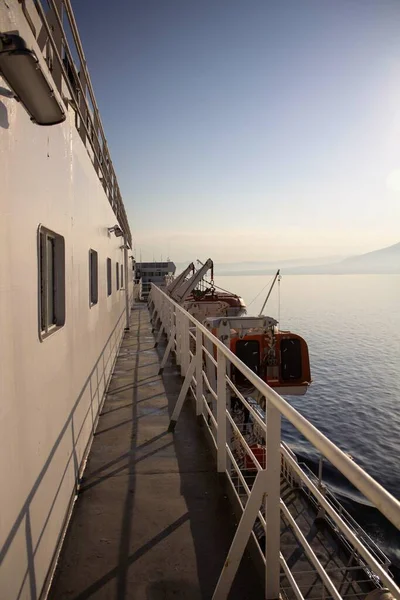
154;334;264;599
0;86;14;129
0;305;129;600
0;100;9;129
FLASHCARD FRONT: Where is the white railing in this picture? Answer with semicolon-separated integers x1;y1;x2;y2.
149;284;400;600
18;0;131;245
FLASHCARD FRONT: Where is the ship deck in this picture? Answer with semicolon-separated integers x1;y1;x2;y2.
49;303;263;600
49;302;389;600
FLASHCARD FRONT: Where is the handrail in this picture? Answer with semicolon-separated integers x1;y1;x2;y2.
20;0;131;246
152;284;400;531
149;283;400;599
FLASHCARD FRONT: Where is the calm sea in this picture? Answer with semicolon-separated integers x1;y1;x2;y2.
216;274;400;564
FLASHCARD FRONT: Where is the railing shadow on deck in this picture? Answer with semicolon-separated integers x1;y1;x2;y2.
153;336;264;599
48;306;182;600
51;303;263;600
0;305;129;600
109;307;188;600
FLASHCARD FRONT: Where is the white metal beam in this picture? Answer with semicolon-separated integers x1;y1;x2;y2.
172;258;213;303
212;470;267;600
168;357;196;432
265;401;281;599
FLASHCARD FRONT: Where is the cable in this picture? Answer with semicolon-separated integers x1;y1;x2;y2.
247;275;275;308
202;279;240;296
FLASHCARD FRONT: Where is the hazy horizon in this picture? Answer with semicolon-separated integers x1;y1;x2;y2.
73;1;400;262
144;240;400;268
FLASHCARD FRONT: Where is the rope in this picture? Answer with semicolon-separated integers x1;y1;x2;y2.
202;279;239;296
247;275;275;308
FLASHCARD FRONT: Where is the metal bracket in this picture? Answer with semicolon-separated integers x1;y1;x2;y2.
212;470;268;599
168;357;196;432
154;322;165;347
158;326;176;373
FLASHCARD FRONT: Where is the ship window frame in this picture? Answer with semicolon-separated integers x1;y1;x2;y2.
89;249;98;306
107;258;112;296
121;263;124;288
116;262;120;291
38;224;65;341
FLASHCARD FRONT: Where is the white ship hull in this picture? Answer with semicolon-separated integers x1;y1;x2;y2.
0;3;133;598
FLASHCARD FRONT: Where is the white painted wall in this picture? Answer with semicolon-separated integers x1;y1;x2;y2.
0;4;133;598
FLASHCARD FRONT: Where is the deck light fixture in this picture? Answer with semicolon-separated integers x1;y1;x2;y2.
0;32;66;126
107;225;124;238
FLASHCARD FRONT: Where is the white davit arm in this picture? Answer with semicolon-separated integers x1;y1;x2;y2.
167;262;195;296
171;258;214;304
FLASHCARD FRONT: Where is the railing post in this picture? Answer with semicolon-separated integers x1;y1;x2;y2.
179;312;184;374
155;294;167;346
265;398;281;599
124;237;130;330
217;348;227;473
168;302;173;338
175;310;181;368
180;312;186;376
196;327;203;417
204;336;217;410
159;294;164;327
182;314;189;376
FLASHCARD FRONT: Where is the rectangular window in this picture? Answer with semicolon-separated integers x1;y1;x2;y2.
38;225;65;339
89;249;98;305
107;258;112;296
116;262;120;290
120;263;124;288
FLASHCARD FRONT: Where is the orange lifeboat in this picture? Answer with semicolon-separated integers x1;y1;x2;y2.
204;316;311;395
230;329;311;395
184;289;247;320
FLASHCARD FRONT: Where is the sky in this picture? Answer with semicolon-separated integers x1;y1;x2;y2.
72;0;400;262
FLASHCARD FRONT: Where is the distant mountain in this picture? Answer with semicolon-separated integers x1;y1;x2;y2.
339;242;400;271
213;255;345;275
290;242;400;275
175;243;400;276
208;243;400;276
175;255;345;273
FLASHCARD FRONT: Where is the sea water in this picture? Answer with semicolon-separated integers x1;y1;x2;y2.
215;274;400;564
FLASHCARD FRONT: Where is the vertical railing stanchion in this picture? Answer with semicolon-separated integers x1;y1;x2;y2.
163;296;167;333
176;310;181;368
265;398;281;599
164;296;168;333
160;295;165;329
155;293;167;346
180;312;186;376
217;348;227;473
173;310;177;355
183;314;189;376
168;302;173;338
179;311;184;374
196;327;203;417
204;336;217;414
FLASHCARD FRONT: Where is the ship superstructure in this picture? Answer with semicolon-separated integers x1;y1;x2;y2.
134;261;176;300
